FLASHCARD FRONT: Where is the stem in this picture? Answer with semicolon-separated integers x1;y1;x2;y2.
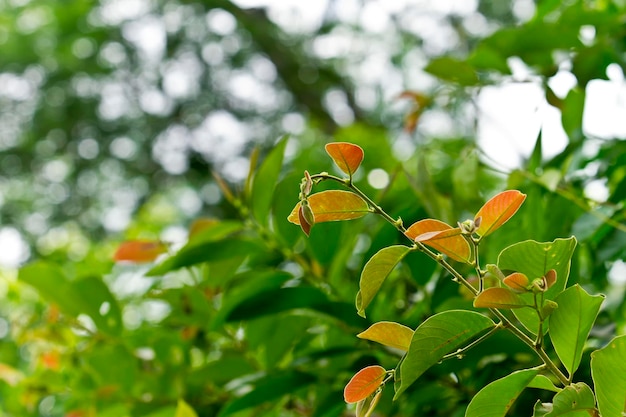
442;323;503;360
309;172;570;386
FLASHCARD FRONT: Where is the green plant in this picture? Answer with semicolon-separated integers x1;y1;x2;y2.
290;142;626;417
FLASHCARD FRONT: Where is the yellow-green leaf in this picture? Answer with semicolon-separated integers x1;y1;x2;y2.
288;190;369;224
474;287;530;309
357;321;414;352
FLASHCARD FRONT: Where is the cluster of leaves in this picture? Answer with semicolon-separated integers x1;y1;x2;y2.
290;142;626;416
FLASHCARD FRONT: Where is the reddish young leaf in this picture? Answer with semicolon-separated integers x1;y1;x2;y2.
113;240;167;263
288;190;370;225
343;365;387;404
544;269;557;289
474;190;526;237
503;272;531;293
357;321;414;351
473;287;530;309
325;142;364;177
405;219;471;263
298;205;312;236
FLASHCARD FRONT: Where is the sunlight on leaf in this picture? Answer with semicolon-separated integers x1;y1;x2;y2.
473;287;530;309
288;190;370;225
344;365;387;404
325;142;364;177
475;190;526;237
113;240;167;263
547;383;596;416
405;219;471;263
357;321;414;352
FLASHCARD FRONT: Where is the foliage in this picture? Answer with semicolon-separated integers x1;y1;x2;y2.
1;0;626;416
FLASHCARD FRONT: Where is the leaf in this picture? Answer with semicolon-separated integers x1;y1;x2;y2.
424;56;479;86
146;238;259;276
396;310;495;398
251;136;288;224
475;190;526;238
356;245;411;317
357;321;414;352
527;375;561;393
405;219;471;263
113;240;167;263
344;365;387;404
217;371;315;416
545;382;596;416
325;142;364;177
473;287;530;309
549;285;604;376
465;368;539;417
503;272;531;293
175;399;198;417
591;335;626;417
497;237;577;334
288;191;370;224
188;218;220;238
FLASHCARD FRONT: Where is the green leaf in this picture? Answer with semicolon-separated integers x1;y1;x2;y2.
591;335;626;417
217;371;314;417
497;237;577;334
147;238;259;276
357;321;414;352
288;190;370;224
19;263;122;336
396;310;495;398
465;368;539;417
544;382;596;416
175;399;198;417
225;287;329;321
356;245;411;317
550;285;604;376
251;136;288;225
473;287;530;309
561;88;585;143
424;56;479;86
528;375;561;393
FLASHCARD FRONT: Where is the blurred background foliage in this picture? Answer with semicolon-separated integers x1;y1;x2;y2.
0;0;625;416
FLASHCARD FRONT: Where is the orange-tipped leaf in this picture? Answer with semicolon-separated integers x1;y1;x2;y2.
288;190;369;224
503;272;531;293
475;190;526;237
325;142;364;176
474;287;529;309
344;365;386;404
113;240;167;263
405;219;471;263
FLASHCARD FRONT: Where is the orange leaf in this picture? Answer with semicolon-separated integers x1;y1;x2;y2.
475;190;526;237
344;365;387;404
113;240;167;263
503;272;531;293
405;219;471;263
357;321;414;351
473;287;529;309
544;269;557;289
288;190;370;224
325;142;364;177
